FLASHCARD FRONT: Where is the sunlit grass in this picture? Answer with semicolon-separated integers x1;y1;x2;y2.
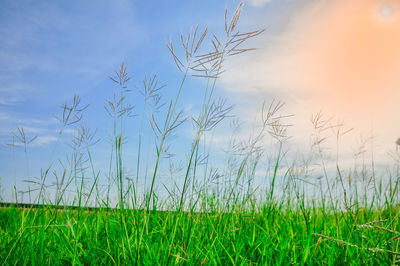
1;203;399;264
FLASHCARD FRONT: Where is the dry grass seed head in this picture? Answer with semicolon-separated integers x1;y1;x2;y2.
70;125;99;149
8;127;38;147
261;100;293;142
109;61;131;88
167;25;209;73
192;98;233;132
149;100;186;139
105;64;135;119
168;2;266;79
53;94;88;128
136;74;166;112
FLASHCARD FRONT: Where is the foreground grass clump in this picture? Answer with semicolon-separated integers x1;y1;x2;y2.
1;204;399;264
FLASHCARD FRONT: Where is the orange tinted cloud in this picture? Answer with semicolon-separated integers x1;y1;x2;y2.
299;0;400;113
223;0;400;144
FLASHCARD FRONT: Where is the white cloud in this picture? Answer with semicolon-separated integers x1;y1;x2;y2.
0;83;37;105
0;112;58;149
247;0;272;7
0;113;55;126
0;96;22;106
32;135;58;147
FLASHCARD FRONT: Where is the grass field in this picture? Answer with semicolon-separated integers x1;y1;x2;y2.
1;202;400;264
1;3;400;265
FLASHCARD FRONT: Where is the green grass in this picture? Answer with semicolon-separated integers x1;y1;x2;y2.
2;3;400;265
1;203;399;265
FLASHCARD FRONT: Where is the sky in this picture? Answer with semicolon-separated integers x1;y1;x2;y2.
1;0;399;202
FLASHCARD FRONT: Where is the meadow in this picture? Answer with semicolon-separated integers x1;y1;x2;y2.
1;3;400;265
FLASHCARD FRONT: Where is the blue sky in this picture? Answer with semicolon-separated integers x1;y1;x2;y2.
0;0;295;199
1;0;400;202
